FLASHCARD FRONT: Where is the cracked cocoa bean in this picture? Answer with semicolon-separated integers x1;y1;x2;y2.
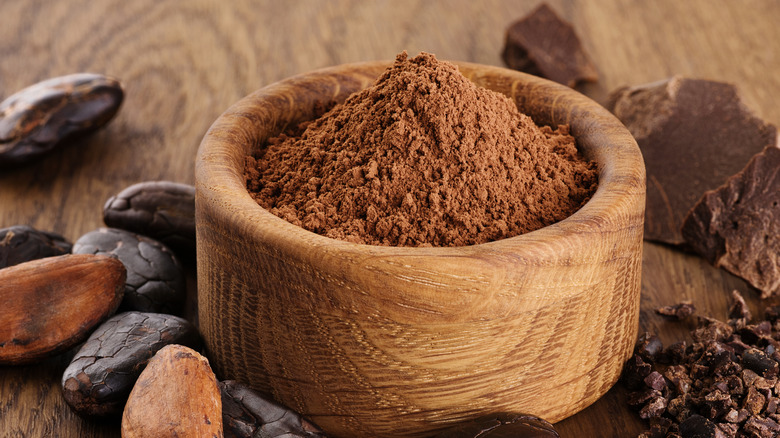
0;225;71;268
62;311;200;418
220;380;326;438
121;344;222;438
0;254;125;365
103;181;195;257
431;413;559;438
73;228;185;313
0;73;123;168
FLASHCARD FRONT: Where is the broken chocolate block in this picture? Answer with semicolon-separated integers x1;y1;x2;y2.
681;145;780;298
501;3;597;88
607;77;777;245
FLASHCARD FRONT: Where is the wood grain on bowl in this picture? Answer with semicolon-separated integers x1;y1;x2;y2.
195;61;645;438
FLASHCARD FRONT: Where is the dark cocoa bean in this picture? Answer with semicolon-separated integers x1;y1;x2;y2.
431;413;559;438
0;225;71;268
220;380;326;438
73;228;185;313
62;311;200;418
0;73;123;168
103;181;195;257
0;254;125;365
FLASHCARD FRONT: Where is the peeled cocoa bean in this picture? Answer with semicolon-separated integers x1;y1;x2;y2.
220;380;327;438
103;181;195;257
62;311;201;418
0;225;72;268
0;254;125;365
0;73;123;168
121;344;222;438
431;413;560;438
73;228;185;313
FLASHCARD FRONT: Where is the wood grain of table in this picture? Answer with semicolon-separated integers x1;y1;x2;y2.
1;1;778;436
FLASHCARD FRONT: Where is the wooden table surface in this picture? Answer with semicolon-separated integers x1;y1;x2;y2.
1;1;779;436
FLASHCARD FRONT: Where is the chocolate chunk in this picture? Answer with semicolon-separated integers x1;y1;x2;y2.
501;3;597;88
0;225;71;268
430;413;559;438
607;77;777;245
623;354;654;389
681;145;780;298
62;311;200;417
103;181;196;257
73;228;185;313
219;380;326;438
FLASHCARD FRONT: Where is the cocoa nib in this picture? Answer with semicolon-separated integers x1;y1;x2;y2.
656;302;696;321
623;290;780;437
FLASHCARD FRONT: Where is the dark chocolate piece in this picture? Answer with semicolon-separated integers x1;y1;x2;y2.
61;311;201;417
0;225;71;268
219;380;326;438
607;77;777;245
103;181;196;257
501;3;597;88
73;228;185;313
431;413;559;438
681;145;780;297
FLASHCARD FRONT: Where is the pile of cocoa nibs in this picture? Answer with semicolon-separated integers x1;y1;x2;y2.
624;291;780;438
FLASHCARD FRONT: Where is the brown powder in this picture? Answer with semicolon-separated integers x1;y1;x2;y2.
244;51;598;247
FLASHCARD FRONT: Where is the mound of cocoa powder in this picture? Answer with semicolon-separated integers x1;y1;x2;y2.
244;51;598;247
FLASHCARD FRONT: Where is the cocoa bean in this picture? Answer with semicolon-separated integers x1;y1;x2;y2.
219;380;327;438
103;181;195;257
0;73;123;168
62;311;201;418
73;228;185;313
0;225;72;268
431;413;560;437
121;344;222;438
0;254;125;365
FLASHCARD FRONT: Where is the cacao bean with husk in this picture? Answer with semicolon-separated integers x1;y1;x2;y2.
62;311;201;418
0;254;125;365
73;228;185;313
0;225;72;268
0;73;123;168
121;344;222;437
103;181;195;258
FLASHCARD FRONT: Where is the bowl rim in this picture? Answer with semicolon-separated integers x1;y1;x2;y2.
196;59;644;260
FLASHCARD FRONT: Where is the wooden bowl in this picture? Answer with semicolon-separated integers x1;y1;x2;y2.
196;61;645;437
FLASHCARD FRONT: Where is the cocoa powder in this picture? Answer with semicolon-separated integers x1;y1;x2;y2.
244;51;598;247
